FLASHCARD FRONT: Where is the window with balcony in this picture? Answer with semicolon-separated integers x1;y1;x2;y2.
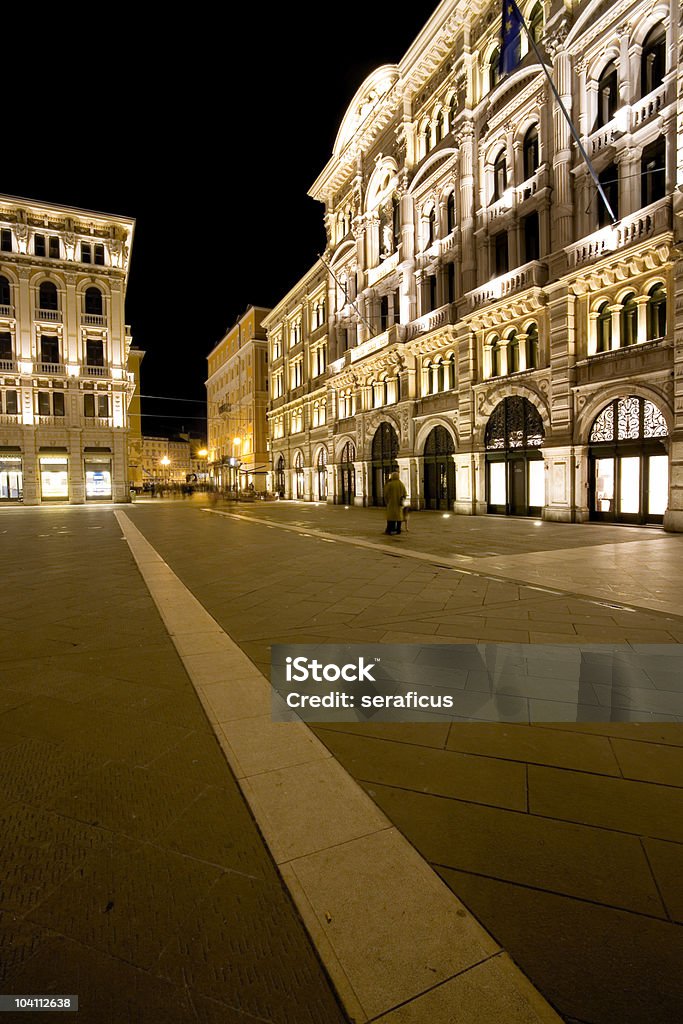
446;262;456;303
427;274;437;312
84;287;104;316
40;335;60;365
647;284;666;341
0;276;10;306
86;339;104;367
523;125;539;179
38;281;59;311
0;229;12;252
522;211;540;263
37;391;65;416
492;150;507;201
596;302;612;352
84;394;110;418
641;138;666;207
446;191;455;233
427;206;437;246
494;232;509;276
598;164;619;227
641;24;666;98
595;62;618;129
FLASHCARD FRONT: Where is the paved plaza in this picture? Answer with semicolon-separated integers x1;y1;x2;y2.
1;499;682;1023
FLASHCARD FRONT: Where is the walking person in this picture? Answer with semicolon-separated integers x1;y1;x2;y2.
383;471;407;535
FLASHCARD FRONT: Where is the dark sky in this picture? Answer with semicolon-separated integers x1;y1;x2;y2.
6;4;438;436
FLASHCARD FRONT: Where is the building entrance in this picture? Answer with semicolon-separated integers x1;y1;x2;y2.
423;426;455;510
370;423;399;506
485;397;545;516
338;440;356;504
589;396;668;524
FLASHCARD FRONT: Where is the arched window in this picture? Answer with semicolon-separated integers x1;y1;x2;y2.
529;2;544;44
620;293;638;347
507;331;520;373
422;122;431;156
641;137;666;207
490;337;501;377
392;196;401;249
0;276;10;307
493;150;507;201
596;61;618;129
446;192;455;233
339;441;356;505
641;24;666;98
596;302;612;353
526;322;539;369
490;48;501;90
317;448;328;500
84;287;103;316
598;163;619;226
38;281;58;311
434;116;442;145
523;125;539;179
294;451;304;499
647;284;666;341
427;207;437;246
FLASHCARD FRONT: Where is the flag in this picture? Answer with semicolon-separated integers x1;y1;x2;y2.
500;0;523;75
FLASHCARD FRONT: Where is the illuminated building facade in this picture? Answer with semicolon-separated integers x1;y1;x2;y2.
0;194;135;504
206;306;270;495
268;0;682;528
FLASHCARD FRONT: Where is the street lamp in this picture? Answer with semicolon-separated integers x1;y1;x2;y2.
160;455;170;492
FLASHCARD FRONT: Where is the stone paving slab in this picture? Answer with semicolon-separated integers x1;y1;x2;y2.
123;500;683;1024
0;508;347;1024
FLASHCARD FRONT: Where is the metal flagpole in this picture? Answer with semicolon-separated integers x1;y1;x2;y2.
318;252;377;340
510;0;618;224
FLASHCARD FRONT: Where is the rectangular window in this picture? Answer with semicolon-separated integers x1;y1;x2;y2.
641;139;666;208
84;394;95;417
40;336;60;364
86;339;104;366
5;390;18;414
48;236;60;259
94;243;105;265
446;263;456;303
34;234;46;257
380;295;389;332
38;392;50;416
428;275;437;311
0;332;12;359
522;212;540;263
97;395;110;417
0;228;12;252
494;232;509;276
53;392;65;417
85;460;112;499
81;242;92;263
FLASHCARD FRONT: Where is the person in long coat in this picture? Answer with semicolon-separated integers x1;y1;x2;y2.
383;471;407;535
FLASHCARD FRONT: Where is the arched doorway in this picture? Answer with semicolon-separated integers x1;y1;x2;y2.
294;451;305;499
371;423;399;506
317;448;328;500
339;441;356;504
423;426;455;510
275;454;285;497
485;396;545;516
589;396;668;524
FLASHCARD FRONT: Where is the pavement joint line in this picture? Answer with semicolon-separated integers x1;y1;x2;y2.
201;508;683;623
115;509;562;1024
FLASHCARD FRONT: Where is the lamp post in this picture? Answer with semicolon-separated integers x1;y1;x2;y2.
160;455;170;493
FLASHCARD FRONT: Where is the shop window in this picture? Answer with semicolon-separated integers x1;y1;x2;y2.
596;62;618;129
85;459;112;499
523;125;539;179
641;138;666;207
641;24;666;98
40;457;68;499
647;284;666;341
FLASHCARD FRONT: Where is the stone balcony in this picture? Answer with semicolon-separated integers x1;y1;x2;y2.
466;261;548;311
565;197;671;270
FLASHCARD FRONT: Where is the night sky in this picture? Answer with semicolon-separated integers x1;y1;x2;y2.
6;5;438;436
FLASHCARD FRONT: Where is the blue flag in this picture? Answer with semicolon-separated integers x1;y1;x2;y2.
500;0;523;75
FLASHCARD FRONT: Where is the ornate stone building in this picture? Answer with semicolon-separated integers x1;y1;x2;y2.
206;306;270;495
0;194;135;504
267;0;682;528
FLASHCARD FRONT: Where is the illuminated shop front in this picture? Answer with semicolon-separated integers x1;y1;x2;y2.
589;396;668;525
39;456;69;500
0;455;22;501
84;451;113;500
486;397;545;516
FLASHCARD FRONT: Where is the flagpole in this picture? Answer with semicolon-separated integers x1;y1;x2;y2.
510;2;617;225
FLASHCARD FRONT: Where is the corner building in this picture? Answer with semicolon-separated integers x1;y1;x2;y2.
267;0;683;528
0;194;135;504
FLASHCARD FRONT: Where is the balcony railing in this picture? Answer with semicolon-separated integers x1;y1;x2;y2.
36;362;65;375
84;365;107;377
82;313;107;327
406;303;455;340
467;261;548;310
565;197;671;270
0;413;20;425
35;309;62;322
0;359;17;372
0;304;14;318
35;415;62;426
632;83;668;131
